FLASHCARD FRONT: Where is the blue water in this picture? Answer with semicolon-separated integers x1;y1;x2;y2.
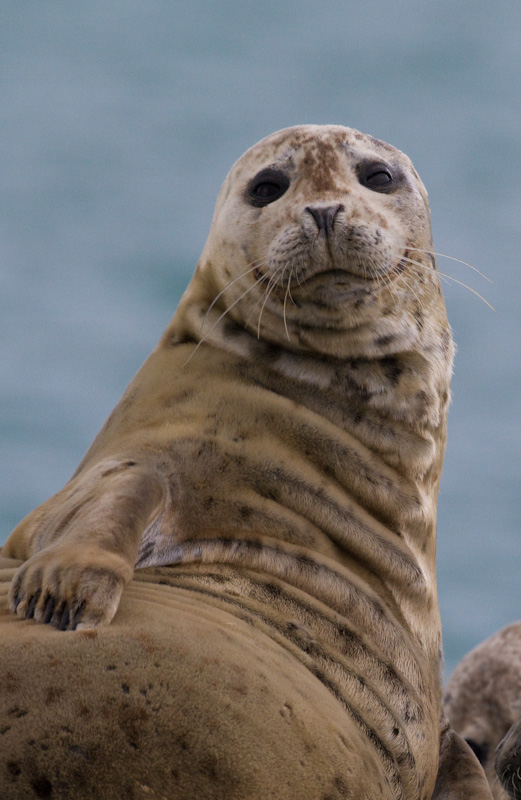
2;1;520;678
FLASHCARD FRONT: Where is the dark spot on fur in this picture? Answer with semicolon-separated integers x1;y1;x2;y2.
3;671;19;693
77;701;90;717
254;482;277;502
238;505;252;520
441;328;451;354
403;703;422;723
138;541;155;562
31;777;53;798
168;332;197;347
250;340;282;362
121;683;130;694
376;335;396;349
69;745;89;761
53;505;83;534
7;761;21;777
8;707;27;718
45;687;63;704
381;356;402;385
334;775;350;794
415;390;428;410
221;319;246;339
262;581;283;598
106;665;116;671
200;753;219;780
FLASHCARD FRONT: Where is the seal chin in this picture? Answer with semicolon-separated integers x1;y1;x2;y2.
253;263;374;308
293;269;375;305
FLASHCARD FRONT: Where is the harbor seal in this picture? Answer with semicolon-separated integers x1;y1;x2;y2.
495;711;521;800
445;622;521;799
1;125;491;798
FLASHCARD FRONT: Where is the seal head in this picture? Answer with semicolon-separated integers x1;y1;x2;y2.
173;124;444;368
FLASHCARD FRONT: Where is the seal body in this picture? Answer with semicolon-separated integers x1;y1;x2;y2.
2;125;489;798
445;622;521;800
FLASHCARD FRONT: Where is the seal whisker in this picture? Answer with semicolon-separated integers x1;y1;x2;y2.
398;253;495;311
286;264;297;306
406;247;492;283
375;250;427;312
378;267;401;306
367;253;415;310
392;265;425;311
201;260;267;333
184;277;265;365
243;260;289;332
253;269;280;336
256;263;288;339
283;264;294;342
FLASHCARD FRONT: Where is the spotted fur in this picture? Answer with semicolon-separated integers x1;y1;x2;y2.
2;125;490;798
445;622;521;799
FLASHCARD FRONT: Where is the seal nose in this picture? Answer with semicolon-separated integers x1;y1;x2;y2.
305;204;344;235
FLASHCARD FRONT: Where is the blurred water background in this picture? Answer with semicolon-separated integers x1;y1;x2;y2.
1;0;520;678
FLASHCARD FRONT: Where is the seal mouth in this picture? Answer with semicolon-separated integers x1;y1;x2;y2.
252;249;411;300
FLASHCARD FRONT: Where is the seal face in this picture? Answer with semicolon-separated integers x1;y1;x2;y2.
4;125;465;798
178;124;444;369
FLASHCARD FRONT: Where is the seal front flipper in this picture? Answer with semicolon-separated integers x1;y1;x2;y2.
432;722;493;799
4;458;164;629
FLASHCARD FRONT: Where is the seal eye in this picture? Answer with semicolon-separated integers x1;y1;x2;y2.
358;162;396;194
248;169;290;207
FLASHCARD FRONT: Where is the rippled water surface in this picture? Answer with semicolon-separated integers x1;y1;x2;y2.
2;1;520;677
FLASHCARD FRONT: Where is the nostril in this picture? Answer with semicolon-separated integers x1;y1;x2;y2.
305;204;344;235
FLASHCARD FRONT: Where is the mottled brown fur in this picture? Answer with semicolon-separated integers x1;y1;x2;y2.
1;125;490;798
445;622;521;799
